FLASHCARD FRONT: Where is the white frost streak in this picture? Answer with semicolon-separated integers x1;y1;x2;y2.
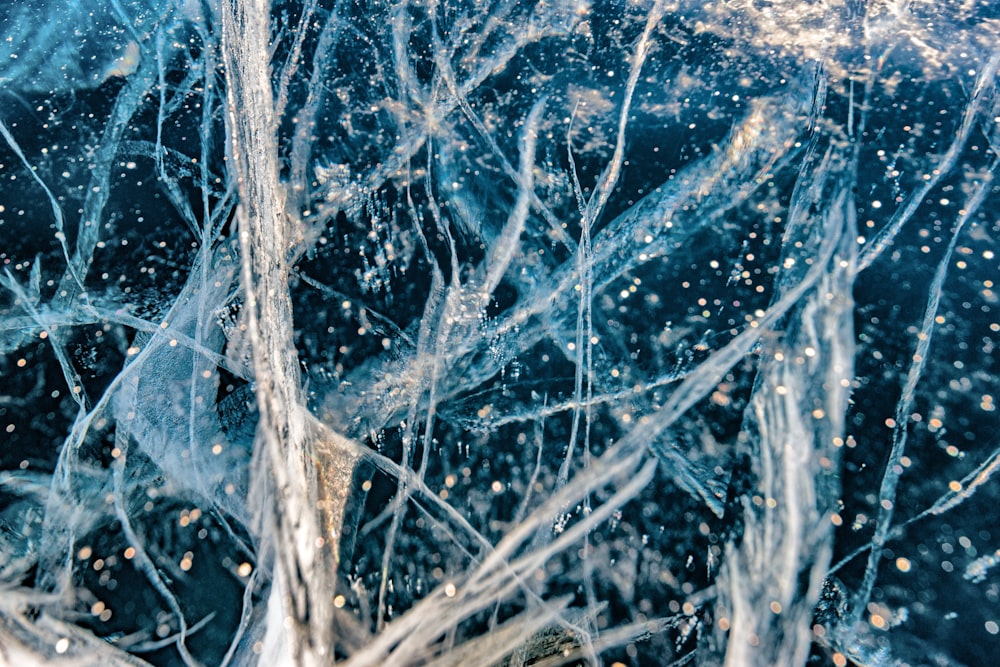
713;155;858;666
221;1;349;664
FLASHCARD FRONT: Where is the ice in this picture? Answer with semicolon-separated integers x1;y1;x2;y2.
1;1;999;666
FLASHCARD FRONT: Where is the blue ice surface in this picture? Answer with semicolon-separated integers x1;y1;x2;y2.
0;1;999;666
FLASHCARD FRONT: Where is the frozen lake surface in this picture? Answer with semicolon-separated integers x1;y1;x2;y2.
1;1;999;665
